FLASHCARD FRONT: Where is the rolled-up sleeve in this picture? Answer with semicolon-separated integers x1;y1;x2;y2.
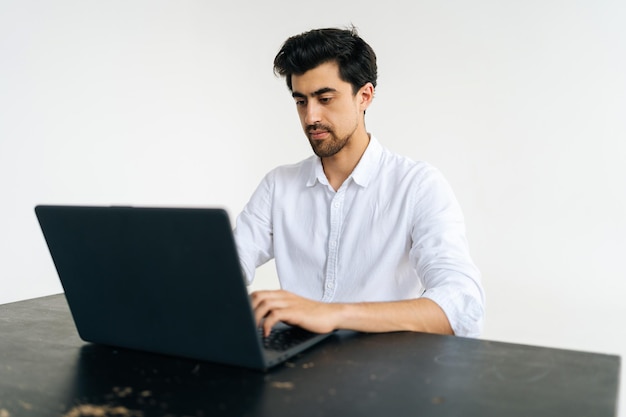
409;166;485;337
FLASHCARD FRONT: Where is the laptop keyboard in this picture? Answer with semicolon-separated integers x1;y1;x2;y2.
260;326;319;352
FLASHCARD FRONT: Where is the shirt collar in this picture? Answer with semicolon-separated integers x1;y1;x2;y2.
350;135;382;187
305;135;383;188
307;158;328;187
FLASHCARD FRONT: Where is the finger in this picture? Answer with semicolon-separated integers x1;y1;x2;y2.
253;301;272;327
250;290;287;310
262;310;284;337
249;290;270;310
251;291;290;327
250;291;273;326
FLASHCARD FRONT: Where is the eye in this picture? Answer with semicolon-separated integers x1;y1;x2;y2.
319;96;332;104
294;98;306;107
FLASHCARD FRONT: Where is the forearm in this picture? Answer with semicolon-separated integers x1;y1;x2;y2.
251;290;454;336
331;298;454;335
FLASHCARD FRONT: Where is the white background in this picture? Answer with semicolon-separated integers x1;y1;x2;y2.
1;0;624;412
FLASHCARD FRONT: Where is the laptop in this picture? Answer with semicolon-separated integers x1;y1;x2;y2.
34;205;332;370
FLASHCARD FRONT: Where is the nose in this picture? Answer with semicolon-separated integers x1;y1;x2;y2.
303;101;322;126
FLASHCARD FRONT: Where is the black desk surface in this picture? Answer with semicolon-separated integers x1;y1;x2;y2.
0;294;620;417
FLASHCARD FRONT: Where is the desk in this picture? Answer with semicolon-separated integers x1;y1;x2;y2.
0;294;620;417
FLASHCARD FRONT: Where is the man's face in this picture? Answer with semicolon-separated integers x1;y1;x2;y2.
291;61;364;158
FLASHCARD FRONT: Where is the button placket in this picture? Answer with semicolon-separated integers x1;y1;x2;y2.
322;190;345;301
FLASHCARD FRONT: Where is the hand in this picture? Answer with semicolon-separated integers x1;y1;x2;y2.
250;290;339;337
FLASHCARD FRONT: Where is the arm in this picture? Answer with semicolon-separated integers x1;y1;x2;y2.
251;289;453;336
233;172;275;285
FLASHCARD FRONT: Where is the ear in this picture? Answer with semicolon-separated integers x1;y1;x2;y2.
358;82;375;112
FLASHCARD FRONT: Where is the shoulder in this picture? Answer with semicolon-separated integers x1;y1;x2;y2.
259;155;318;188
377;143;442;184
372;141;457;209
265;155;317;181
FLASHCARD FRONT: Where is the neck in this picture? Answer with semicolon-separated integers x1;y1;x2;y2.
322;131;370;191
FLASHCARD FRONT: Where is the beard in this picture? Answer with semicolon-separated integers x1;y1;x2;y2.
306;122;357;158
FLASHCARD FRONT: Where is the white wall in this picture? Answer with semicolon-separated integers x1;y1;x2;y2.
1;0;624;411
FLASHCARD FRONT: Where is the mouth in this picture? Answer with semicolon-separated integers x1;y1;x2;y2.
308;130;330;141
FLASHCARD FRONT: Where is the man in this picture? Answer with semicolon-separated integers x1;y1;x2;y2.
234;27;485;338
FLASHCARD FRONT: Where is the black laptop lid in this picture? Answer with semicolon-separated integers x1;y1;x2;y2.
35;205;267;369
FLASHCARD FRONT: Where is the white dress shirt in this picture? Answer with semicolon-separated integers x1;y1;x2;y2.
234;136;485;337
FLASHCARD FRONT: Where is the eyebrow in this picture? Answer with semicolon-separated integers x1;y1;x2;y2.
292;87;338;99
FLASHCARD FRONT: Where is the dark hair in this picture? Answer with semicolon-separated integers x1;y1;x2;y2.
273;26;377;94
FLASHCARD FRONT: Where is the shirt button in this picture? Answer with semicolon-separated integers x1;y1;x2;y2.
326;282;334;290
329;240;337;248
333;202;340;209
